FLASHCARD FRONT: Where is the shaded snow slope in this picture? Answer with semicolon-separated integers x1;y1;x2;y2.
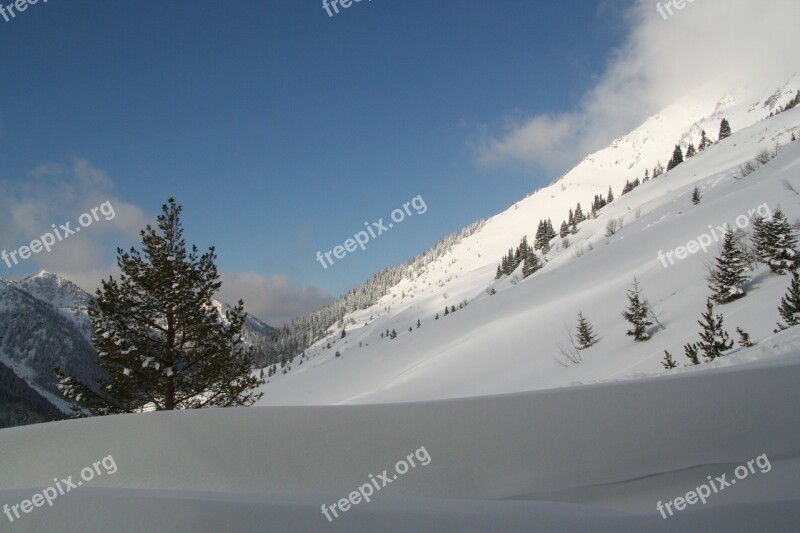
1;336;799;531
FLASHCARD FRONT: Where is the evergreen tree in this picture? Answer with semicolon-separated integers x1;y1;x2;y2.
693;299;733;361
667;144;684;171
751;214;772;264
522;250;541;278
574;204;585;224
662;351;678;369
568;209;575;227
435;313;439;320
684;343;701;365
776;270;800;330
643;169;650;182
653;161;665;177
718;118;732;140
607;186;614;203
698;130;712;151
685;143;697;158
764;208;798;274
390;329;397;339
576;312;597;349
621;277;653;341
417;319;421;328
55;198;264;416
535;220;555;253
691;186;702;205
444;307;449;316
736;327;754;347
560;220;570;238
340;328;347;338
451;305;456;313
708;227;749;303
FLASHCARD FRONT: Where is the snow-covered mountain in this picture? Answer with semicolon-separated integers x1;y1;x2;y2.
257;76;800;405
3;76;800;532
0;271;278;428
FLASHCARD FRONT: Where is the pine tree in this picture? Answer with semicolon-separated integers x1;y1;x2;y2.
574;204;585;224
776;270;800;330
685;143;697;158
764;208;798;274
560;220;570;238
708;227;749;303
576;312;597;349
390;329;397;339
691;186;702;205
667;144;684;171
684;343;701;365
736;327;754;347
435;313;439;320
444;307;449;316
54;198;264;416
621;277;653;341
653;161;665;177
568;209;575;227
643;169;650;182
451;305;456;313
698;130;712;151
522;250;541;278
662;351;678;369
607;186;614;203
341;328;347;338
718;118;732;140
693;299;733;361
417;319;421;328
751;214;771;264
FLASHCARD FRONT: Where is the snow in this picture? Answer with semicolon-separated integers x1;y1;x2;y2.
2;79;800;531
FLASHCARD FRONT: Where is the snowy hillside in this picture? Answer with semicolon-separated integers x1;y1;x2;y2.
256;79;800;406
3;77;800;533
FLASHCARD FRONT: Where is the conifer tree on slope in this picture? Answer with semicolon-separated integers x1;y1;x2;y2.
560;220;570;239
691;186;702;205
576;312;597;349
520;236;541;278
718;118;732;140
685;299;733;362
574;204;585;224
667;144;684;171
708;227;749;303
698;130;712;151
776;270;800;331
621;277;652;341
55;198;264;416
607;186;614;203
764;208;798;274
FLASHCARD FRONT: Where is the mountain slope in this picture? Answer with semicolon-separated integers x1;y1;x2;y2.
257;79;800;406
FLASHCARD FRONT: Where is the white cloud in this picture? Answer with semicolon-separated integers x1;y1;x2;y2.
218;271;333;327
0;158;149;290
474;0;800;172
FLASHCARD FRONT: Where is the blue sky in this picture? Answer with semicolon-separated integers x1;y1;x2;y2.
4;0;779;325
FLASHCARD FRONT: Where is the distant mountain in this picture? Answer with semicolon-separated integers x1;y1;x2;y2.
0;271;277;429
